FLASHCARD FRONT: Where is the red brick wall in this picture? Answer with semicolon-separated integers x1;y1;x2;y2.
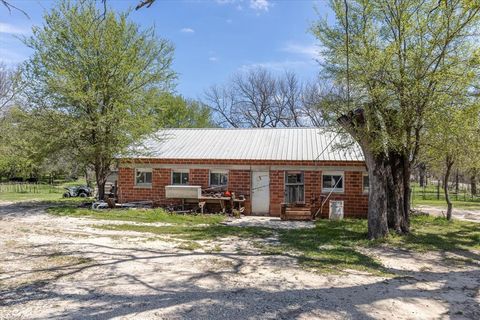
269;170;285;217
228;170;251;215
190;169;209;188
118;159;369;218
309;171;368;218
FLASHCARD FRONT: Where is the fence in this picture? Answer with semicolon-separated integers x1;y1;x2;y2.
0;182;61;194
411;184;480;202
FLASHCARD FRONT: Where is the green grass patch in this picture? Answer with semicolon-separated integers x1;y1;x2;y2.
95;223;274;241
379;215;480;251
0;179;90;203
412;198;480;210
48;207;226;225
92;215;479;276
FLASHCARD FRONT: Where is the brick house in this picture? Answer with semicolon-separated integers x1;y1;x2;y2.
118;128;369;218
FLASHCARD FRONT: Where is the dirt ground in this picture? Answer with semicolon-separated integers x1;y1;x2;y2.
0;202;479;320
415;205;480;223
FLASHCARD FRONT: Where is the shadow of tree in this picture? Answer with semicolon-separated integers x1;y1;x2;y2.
1;242;479;319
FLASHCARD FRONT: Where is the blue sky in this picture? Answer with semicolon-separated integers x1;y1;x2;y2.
0;0;332;99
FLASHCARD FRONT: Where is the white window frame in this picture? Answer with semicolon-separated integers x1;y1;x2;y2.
135;168;152;188
209;170;228;187
362;173;369;194
322;171;345;193
171;169;189;185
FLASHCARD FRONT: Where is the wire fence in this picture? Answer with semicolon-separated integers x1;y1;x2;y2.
411;185;480;202
0;182;62;194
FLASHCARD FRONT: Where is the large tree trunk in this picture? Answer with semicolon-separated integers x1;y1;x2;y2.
365;152;389;240
402;155;411;233
386;152;410;234
337;109;389;239
444;156;454;220
471;169;477;196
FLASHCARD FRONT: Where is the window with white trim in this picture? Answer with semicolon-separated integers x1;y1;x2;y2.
322;172;344;193
363;173;369;193
172;170;189;185
210;170;228;186
135;168;152;187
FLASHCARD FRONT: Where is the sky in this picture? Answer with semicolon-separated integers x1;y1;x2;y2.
0;0;332;99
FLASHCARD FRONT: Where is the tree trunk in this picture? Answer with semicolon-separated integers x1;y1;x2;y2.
94;162;108;201
455;169;459;194
419;163;426;187
386;152;410;234
365;152;389;240
444;156;454;220
386;153;405;233
402;156;411;233
471;169;477;196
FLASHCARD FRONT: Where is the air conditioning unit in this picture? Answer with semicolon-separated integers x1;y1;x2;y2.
329;200;344;220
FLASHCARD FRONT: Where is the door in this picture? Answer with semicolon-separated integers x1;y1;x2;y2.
251;171;270;215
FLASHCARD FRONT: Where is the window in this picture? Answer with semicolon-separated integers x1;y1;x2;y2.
363;174;369;193
210;171;228;186
285;171;304;203
322;172;344;193
172;170;189;185
135;168;152;187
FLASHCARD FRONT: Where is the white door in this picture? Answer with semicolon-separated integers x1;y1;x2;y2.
251;171;270;215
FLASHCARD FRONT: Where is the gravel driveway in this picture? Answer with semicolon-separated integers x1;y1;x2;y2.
0;201;479;319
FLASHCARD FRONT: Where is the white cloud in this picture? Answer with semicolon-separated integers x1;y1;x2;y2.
0;22;30;35
209;57;219;62
249;0;271;12
180;27;195;34
215;0;271;13
226;18;233;24
282;43;318;59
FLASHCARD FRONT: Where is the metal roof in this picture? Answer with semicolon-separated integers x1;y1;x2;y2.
130;128;364;162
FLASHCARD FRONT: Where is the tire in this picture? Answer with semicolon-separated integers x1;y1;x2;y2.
78;192;88;198
63;192;70;198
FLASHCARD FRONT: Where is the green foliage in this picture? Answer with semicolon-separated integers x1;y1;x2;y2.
152;93;214;128
21;0;175;192
312;0;480;158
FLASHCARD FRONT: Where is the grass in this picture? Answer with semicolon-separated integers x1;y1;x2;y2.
380;215;480;251
412;198;480;210
50;205;479;275
93;215;479;275
48;207;226;225
95;223;274;240
0;178;89;203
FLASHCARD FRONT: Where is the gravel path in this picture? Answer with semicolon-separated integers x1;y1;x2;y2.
0;202;479;319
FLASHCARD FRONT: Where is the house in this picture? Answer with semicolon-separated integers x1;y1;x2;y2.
117;128;369;218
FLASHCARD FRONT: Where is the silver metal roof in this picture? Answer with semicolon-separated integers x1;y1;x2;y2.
131;128;364;162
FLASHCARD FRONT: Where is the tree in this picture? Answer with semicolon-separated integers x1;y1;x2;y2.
423;104;479;220
312;0;480;238
205;68;306;128
0;63;21;112
153;93;214;128
21;0;175;199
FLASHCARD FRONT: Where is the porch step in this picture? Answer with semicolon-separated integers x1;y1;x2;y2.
282;207;313;221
